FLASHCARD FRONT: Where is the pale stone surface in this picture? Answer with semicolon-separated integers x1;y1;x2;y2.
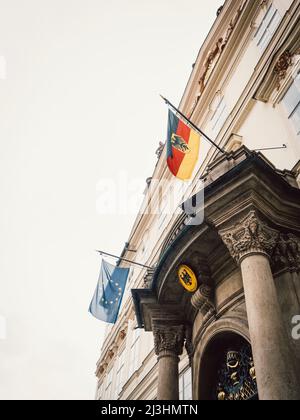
240;254;300;400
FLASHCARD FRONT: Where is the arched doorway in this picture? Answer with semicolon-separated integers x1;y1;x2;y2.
198;332;258;400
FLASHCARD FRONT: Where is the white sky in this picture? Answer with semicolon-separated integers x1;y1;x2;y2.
0;0;223;400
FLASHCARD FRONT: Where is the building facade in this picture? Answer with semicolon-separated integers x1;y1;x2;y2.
96;0;300;401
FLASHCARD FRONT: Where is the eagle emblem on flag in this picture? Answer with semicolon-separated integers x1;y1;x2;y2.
171;134;191;154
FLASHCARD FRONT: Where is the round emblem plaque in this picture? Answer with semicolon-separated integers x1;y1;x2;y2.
178;265;198;292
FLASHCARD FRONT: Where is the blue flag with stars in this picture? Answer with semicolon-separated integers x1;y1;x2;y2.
89;260;130;324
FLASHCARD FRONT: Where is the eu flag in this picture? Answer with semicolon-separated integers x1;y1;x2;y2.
89;260;130;324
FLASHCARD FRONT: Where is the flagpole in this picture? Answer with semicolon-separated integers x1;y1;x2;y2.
96;250;153;270
160;95;226;154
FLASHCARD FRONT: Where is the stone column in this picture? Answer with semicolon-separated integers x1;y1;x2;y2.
153;324;185;400
219;210;300;400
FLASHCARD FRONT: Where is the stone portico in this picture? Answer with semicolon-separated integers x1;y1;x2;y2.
132;147;300;400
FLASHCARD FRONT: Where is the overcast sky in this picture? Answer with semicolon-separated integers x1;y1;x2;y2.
0;0;222;400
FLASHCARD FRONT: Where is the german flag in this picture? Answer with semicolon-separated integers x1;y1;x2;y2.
167;110;200;180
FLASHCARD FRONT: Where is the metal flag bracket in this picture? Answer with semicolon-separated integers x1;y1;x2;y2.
95;250;153;270
253;144;287;152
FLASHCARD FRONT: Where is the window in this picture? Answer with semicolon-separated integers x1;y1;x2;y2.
105;368;113;400
210;96;227;135
128;267;135;286
255;4;281;51
179;368;192;401
115;350;125;398
128;328;141;378
282;74;300;135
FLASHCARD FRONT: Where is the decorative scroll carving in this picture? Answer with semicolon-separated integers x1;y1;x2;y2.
272;233;300;273
153;325;185;356
119;329;126;340
143;268;155;289
189;1;247;117
219;211;279;264
156;141;165;159
274;50;293;90
191;284;215;322
108;349;114;359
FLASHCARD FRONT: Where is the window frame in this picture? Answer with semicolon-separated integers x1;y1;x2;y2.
115;349;126;398
282;73;300;136
179;367;192;401
104;367;113;400
128;327;141;378
254;4;281;51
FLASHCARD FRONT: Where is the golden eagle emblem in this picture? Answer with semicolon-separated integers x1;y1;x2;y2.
171;134;190;154
178;265;198;293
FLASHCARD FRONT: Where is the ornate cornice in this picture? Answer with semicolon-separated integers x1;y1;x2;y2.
153;325;185;357
219;211;279;264
188;0;248;118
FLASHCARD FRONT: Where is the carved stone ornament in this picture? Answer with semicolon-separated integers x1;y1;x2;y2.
274;50;293;90
272;233;300;273
153;325;185;356
108;349;114;359
189;1;247;117
155;141;165;159
219;211;279;264
143;268;155;289
191;284;215;322
119;329;126;340
97;361;108;377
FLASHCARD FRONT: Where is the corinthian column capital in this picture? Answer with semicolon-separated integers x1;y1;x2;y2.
219;210;279;264
153;325;185;358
